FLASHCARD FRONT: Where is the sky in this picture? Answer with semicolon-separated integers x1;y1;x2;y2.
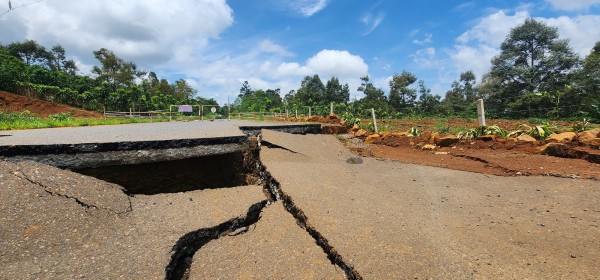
1;0;599;104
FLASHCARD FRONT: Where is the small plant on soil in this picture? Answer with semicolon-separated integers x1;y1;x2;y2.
481;125;508;139
572;118;590;132
367;122;375;132
457;129;477;140
510;123;555;140
457;125;507;140
409;126;420;137
341;112;361;127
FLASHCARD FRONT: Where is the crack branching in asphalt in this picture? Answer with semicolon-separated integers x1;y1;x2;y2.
260;140;306;156
165;134;362;280
12;164;133;215
255;137;363;280
165;200;268;280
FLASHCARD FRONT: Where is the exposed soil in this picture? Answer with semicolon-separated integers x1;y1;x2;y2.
346;136;600;180
284;113;600;180
0;91;102;118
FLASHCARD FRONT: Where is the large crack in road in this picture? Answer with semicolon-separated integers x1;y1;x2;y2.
165;134;361;280
165;200;268;280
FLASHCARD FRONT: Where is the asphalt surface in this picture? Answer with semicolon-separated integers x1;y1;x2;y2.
190;201;345;279
261;129;600;279
0;160;266;279
2;126;599;279
0;120;303;146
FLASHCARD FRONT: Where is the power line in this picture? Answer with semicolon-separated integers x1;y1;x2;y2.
1;0;43;17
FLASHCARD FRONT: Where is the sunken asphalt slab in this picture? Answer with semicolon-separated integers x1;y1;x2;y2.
260;129;600;279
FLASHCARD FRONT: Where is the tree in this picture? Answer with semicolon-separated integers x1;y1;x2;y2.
264;88;283;109
295;74;325;106
442;71;478;115
459;71;477;103
573;41;600;120
416;80;440;114
49;45;78;74
239;81;252;96
7;40;51;66
357;75;387;112
91;48;145;92
389;71;417;112
172;79;197;102
233;88;282;112
324;77;350;104
0;49;26;92
488;18;580;117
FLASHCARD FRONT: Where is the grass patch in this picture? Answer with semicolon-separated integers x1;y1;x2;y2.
0;111;169;130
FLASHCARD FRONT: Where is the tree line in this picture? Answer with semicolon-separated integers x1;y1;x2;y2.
235;18;599;121
0;42;217;112
1;18;598;120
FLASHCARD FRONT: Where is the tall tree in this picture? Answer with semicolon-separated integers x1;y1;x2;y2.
172;79;197;101
488;18;579;116
239;81;252;96
7;40;51;66
49;45;78;74
358;75;387;111
324;77;350;104
416;80;440;114
573;41;600;119
459;71;477;103
442;71;478;114
91;48;145;92
389;71;417;112
295;74;325;106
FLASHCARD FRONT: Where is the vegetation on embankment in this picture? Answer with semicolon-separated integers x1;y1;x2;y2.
0;111;168;130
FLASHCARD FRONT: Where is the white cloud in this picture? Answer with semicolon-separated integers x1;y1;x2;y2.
447;9;599;82
457;10;529;47
545;0;600;11
258;39;294;57
412;33;433;45
181;48;368;104
410;47;439;68
361;12;385;35
0;0;233;69
544;15;600;55
287;0;328;17
306;50;369;81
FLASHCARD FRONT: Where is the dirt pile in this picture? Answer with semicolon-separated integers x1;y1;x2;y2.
0;91;102;118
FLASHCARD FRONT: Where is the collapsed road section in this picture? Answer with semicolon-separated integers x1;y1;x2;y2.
2;121;599;279
0;121;354;279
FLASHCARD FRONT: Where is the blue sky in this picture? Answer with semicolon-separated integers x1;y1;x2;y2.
1;0;599;104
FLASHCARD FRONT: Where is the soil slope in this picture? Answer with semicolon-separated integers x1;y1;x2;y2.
0;91;102;118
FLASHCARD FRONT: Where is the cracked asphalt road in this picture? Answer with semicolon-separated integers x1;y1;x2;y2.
189;201;345;279
0;160;268;279
1;129;599;279
261;129;600;279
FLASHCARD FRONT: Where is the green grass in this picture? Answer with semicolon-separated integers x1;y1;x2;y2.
527;117;547;125
0;111;169;130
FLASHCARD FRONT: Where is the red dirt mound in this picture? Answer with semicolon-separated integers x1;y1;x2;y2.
0;91;102;118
